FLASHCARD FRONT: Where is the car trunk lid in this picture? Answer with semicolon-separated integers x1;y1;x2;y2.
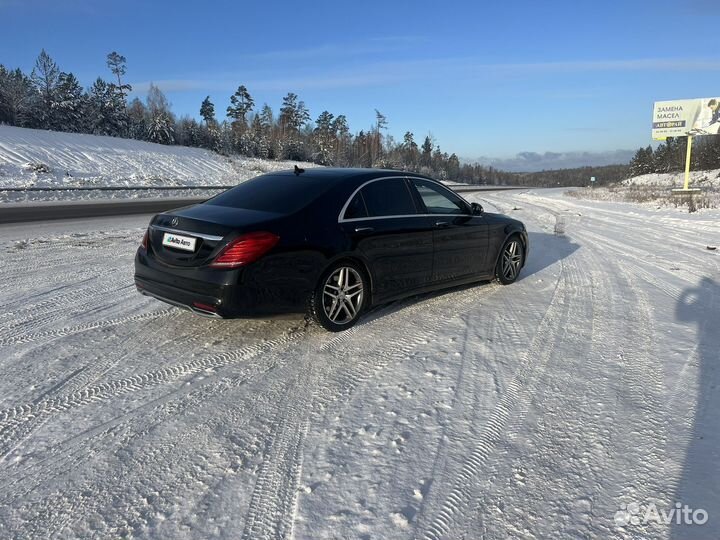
149;203;283;267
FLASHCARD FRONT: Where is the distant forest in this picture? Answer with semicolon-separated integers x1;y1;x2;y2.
1;50;634;186
628;136;720;177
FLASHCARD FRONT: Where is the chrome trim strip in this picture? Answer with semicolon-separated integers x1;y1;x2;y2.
341;213;472;223
151;225;224;242
139;289;224;319
337;175;473;223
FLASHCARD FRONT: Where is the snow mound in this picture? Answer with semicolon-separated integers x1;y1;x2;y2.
622;169;720;188
0;125;317;189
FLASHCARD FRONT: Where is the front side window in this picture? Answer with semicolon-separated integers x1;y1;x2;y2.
357;178;417;217
411;179;468;215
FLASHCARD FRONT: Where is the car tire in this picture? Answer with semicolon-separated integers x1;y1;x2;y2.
309;260;368;332
496;235;524;285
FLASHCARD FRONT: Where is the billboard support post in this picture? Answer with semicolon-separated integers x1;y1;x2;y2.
683;136;693;191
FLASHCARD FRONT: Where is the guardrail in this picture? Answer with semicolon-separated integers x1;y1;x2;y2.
0;184;524;193
0;185;231;192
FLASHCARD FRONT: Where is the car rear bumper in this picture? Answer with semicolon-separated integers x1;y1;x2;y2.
135;275;227;318
134;249;309;318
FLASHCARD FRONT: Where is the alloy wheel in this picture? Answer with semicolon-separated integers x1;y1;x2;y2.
322;266;364;324
501;240;523;281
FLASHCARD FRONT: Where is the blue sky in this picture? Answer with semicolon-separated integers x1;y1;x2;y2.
2;0;719;168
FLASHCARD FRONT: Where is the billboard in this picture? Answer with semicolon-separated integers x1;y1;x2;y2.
652;97;720;140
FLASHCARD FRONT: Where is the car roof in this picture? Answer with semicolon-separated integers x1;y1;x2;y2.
263;167;435;184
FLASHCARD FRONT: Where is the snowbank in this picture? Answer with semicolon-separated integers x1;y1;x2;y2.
621;169;720;188
0;125;317;190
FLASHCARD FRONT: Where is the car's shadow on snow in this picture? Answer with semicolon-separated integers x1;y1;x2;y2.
518;231;580;281
672;276;720;538
358;231;578;327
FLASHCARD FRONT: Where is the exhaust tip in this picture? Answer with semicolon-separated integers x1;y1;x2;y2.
191;301;222;318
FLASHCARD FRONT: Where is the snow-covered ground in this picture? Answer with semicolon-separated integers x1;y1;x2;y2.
0;125;316;192
567;166;720;212
0;190;718;539
622;169;720;188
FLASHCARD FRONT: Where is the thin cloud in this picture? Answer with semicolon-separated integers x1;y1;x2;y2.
1;0;96;12
130;57;720;95
241;37;420;62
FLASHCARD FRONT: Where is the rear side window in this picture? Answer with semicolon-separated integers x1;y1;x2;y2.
344;192;368;219
358;178;417;217
206;174;331;214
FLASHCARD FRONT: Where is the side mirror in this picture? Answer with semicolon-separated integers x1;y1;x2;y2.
470;202;484;215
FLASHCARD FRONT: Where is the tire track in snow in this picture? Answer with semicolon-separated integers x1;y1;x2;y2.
240;283;505;539
420;251;581;540
524;197;674;537
0;280;133;342
0;323;316;534
0;305;172;348
0;265;122;315
0;310;191;461
0;322;305;460
2;282;505;538
510;191;719;277
597;259;671;539
410;285;530;538
456;235;634;539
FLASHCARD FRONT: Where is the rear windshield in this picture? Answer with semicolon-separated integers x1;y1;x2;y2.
205;174;331;214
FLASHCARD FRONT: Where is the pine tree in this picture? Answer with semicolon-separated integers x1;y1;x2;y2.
175;116;203;147
279;92;310;134
127;97;147;139
259;103;274;128
30;49;60;129
203;100;221;151
313;110;335;165
447;153;461;180
53;72;86;132
629;145;655;177
226;85;254;127
332;114;351;165
86;77;128;136
200;96;216;125
106;51;132;99
353;130;372;167
420;136;433;168
0;66;35;126
369;109;388;166
145;84;175;144
403;131;419;170
87;78;114;135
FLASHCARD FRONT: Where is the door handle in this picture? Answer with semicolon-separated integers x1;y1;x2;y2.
435;221;449;228
354;226;375;233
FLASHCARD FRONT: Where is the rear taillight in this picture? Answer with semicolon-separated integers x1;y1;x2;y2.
141;229;149;250
210;231;280;268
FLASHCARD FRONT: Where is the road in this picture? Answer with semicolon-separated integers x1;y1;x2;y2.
0;189;717;539
0;198;205;224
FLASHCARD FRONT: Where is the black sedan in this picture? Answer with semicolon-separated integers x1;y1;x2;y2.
135;168;528;331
